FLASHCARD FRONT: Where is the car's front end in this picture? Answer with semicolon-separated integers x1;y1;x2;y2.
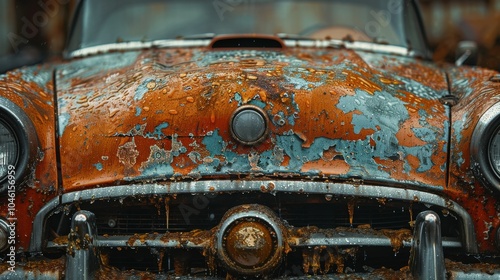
1;0;500;279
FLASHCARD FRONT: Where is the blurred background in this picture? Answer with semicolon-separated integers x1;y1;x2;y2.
1;0;499;73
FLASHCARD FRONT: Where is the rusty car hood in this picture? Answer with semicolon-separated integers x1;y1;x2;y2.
56;47;450;192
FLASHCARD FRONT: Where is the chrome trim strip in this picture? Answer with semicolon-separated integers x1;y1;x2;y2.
67;39;212;58
294;233;461;249
67;39;421;59
283;39;422;57
30;181;478;253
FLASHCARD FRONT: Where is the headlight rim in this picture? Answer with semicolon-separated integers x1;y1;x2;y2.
471;102;500;192
0;97;39;194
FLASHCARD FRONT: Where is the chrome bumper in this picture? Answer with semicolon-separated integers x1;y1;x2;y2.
3;210;499;279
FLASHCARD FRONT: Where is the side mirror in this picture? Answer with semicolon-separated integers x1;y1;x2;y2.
455;41;479;66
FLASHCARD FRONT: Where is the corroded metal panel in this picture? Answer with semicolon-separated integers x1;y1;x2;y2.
448;65;500;252
56;48;449;192
0;65;58;250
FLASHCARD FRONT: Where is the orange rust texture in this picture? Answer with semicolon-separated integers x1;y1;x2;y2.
0;257;65;276
448;65;500;253
58;48;449;191
0;66;58;250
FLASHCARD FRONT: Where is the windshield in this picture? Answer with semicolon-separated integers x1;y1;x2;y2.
68;0;428;55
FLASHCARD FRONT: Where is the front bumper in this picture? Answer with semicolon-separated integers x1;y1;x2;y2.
3;181;500;279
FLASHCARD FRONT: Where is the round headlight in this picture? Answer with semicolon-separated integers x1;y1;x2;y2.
471;103;500;191
0;97;38;193
0;120;19;181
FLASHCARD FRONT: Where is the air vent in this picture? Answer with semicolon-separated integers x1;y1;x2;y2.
210;35;284;49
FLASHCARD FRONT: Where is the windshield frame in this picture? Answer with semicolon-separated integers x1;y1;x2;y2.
65;0;431;59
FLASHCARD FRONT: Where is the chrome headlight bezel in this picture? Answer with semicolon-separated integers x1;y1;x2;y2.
471;102;500;192
0;97;38;193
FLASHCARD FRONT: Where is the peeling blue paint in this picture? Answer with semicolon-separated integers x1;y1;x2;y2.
135;107;142;116
150;122;169;139
233;92;242;106
453;114;467;143
456;151;465;167
138;145;174;178
59;113;70;136
400;77;444;99
134;78;154;101
283;73;323;90
338;88;409;134
249;99;266;108
93;162;103;171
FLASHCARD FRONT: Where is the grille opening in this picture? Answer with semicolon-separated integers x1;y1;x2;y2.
42;192;464;275
99;246;413;276
43;192;461;242
102;248;208;275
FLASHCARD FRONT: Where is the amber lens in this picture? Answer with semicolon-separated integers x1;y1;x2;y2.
0;120;18;180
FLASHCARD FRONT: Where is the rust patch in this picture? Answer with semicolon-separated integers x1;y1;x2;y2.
381;229;412;252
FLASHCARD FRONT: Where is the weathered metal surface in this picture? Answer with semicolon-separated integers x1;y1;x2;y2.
0;65;58;253
1;43;500;272
30;181;477;254
447;65;500;253
55;48;449;192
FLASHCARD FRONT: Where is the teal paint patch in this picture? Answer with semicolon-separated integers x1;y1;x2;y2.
134;78;154;101
135;107;142;116
457;151;465;167
202;130;225;155
93;162;103;171
453;114;467;143
338;88;409;134
403;145;433;172
412;127;437;143
283;73;323;90
149;122;169;139
139;145;174;178
249;100;266;108
233;92;243;106
400;77;444;99
59;113;70;136
190;129;253;174
188;151;202;163
275;134;336;170
140;164;174;178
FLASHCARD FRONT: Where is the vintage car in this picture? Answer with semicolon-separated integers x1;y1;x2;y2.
1;0;500;278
